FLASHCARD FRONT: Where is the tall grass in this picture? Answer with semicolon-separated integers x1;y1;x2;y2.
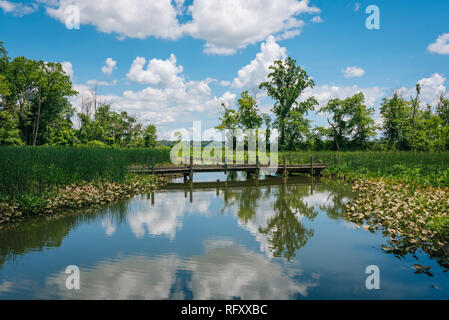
0;146;171;198
283;151;449;187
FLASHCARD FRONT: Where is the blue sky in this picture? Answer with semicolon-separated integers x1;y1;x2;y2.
1;0;448;139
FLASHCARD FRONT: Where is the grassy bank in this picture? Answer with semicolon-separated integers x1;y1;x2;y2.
284;151;449;187
0;146;172;224
0;146;171;198
0;174;169;225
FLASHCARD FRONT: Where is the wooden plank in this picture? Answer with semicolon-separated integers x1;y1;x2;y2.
129;163;327;175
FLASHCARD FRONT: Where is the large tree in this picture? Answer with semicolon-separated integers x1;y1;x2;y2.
380;92;412;150
259;57;317;150
320;93;376;150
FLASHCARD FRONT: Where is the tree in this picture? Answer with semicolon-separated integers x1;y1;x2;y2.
237;91;262;130
320;93;376;150
2;57;77;146
259;57;317;150
437;94;449;126
347;93;377;149
380;92;412;150
143;124;157;148
0;110;23;145
216;102;240;149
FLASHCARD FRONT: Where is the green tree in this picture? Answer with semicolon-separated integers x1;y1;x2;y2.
0;110;23;145
320;93;376;150
259;57;317;150
347;93;377;149
143;124;157;148
2;57;77;146
437;94;449;126
380;92;412;150
237;91;262;130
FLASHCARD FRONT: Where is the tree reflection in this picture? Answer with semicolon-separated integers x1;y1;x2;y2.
259;183;317;261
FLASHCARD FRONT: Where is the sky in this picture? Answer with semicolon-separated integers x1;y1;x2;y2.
1;0;448;140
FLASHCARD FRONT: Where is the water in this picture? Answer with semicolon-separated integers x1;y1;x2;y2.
0;173;448;300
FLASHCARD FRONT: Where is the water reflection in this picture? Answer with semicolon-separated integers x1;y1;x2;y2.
0;177;354;271
36;240;318;300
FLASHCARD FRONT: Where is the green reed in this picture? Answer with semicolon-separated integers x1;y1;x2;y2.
0;146;171;198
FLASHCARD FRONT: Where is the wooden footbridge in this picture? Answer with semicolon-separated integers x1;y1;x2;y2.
129;156;327;182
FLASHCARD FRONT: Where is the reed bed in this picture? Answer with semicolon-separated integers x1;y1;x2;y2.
0;146;171;198
283;151;449;187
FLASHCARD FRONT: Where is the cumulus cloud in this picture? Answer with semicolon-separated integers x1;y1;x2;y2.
40;0;320;55
60;61;74;79
0;0;37;16
127;54;183;86
232;36;287;89
397;73;447;107
69;54;236;126
342;66;365;78
302;84;384;107
184;0;319;54
427;33;449;55
42;0;183;40
101;58;117;75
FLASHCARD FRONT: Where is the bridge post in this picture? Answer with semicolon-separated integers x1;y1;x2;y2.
311;155;315;176
189;155;194;182
289;155;292;165
255;155;260;179
283;155;287;177
152;157;155;175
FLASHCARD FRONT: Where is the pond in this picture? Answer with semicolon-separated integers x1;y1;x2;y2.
0;173;448;299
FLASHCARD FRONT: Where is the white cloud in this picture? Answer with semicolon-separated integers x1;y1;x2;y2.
342;66;365;78
302;84;384;107
354;3;361;11
398;73;447;107
427;33;449;55
70;54;236;126
311;16;323;23
101;58;117;75
86;79;117;87
43;0;183;40
0;0;37;16
127;54;183;86
60;61;74;79
184;0;319;54
232;36;287;89
40;0;320;55
220;80;231;87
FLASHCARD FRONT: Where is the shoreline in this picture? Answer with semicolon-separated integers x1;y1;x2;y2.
0;174;173;226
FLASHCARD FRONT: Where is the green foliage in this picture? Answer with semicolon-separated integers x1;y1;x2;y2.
283;150;449;187
320;93;376;150
0;42;159;149
259;57;317;150
428;216;449;239
0;110;23;145
0;146;171;199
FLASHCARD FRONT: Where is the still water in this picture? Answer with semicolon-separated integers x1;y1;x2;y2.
0;173;448;299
